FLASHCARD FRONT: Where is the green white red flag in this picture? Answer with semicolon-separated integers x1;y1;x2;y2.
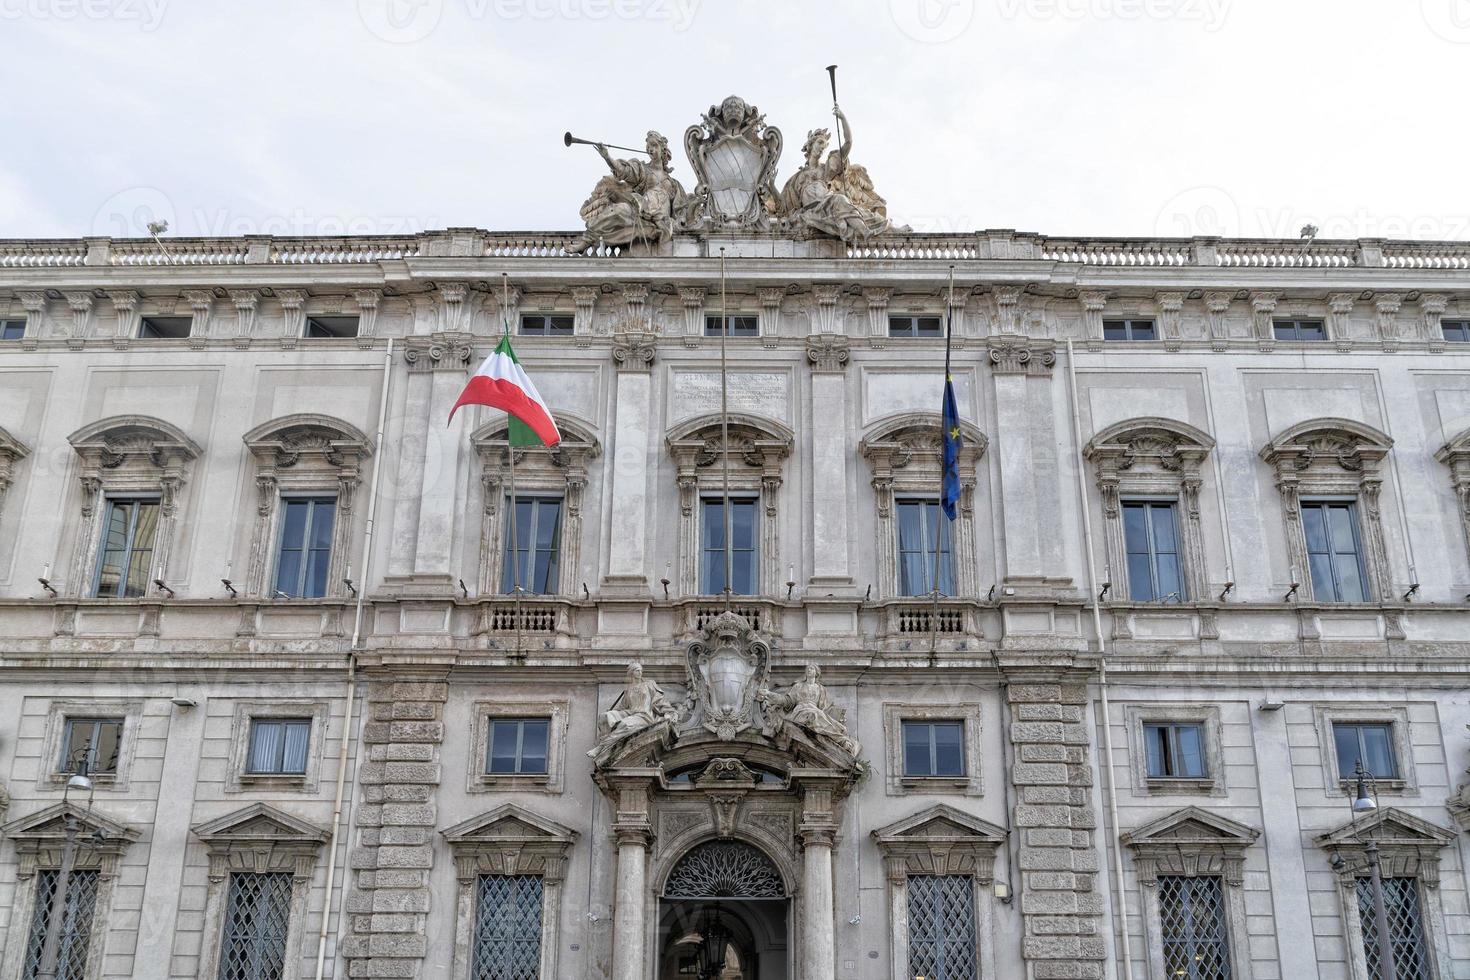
448;335;561;447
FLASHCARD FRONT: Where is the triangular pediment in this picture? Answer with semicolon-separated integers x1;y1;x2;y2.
442;803;578;845
1122;807;1260;849
1316;807;1456;850
2;801;139;843
872;804;1007;846
192;803;329;845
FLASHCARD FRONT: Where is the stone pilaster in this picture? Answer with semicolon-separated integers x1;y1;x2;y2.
1008;674;1105;980
344;675;449;979
805;335;853;590
604;333;656;592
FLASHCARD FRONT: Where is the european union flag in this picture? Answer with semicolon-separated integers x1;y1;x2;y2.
941;374;962;520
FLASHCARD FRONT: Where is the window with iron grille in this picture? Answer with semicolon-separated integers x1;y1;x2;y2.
902;720;965;777
907;874;977;980
1301;500;1368;602
896;499;955;597
1158;875;1231;980
1144;723;1206;779
23;868;100;980
700;497;757;595
246;718;312;775
1442;320;1470;343
1273;318;1327;341
273;497;336;599
520;313;574;337
1357;876;1432;980
60;717;124;775
1122;500;1185;601
501;496;562;594
93;497;160;598
704;314;758;337
888;315;944;338
216;871;293;980
472;874;543;980
1104;318;1158;341
2;318;25;340
486;718;550;775
1332;722;1399;780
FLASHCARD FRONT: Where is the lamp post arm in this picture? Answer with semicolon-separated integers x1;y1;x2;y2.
34;814;80;980
1365;840;1397;980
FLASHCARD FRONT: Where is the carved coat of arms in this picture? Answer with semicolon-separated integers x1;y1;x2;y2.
684;611;771;740
683;96;782;230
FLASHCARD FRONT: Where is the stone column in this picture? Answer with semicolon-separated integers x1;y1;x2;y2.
608;777;653;980
805;335;853;591
603;332;656;592
987;333;1060;587
800;827;837;980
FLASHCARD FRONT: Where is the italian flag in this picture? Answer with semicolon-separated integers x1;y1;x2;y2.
448;335;561;447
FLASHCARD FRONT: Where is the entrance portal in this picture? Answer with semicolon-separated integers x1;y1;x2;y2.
658;841;789;980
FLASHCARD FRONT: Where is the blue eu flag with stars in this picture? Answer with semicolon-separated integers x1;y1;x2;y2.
941;371;962;520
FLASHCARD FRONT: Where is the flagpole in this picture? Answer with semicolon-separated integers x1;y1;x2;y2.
930;265;956;663
502;273;523;659
719;247;733;610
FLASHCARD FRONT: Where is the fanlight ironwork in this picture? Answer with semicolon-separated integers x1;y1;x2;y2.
663;840;785;900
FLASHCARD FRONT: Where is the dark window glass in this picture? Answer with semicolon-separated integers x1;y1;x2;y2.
896;499;955;597
1103;318;1158;341
60;717;123;775
519;314;574;336
1357;877;1432;980
704;314;758;337
246;718;312;775
1144;723;1206;778
1300;501;1366;602
486;718;550;775
902;720;966;777
888;315;944;338
23;868;99;980
472;875;543;977
217;871;293;980
138;315;191;339
1333;722;1398;780
1158;875;1231;980
500;497;562;594
1;319;25;340
304;315;359;339
1273;318;1327;342
700;497;757;595
273;497;336;598
1442;320;1470;343
1122;501;1185;601
94;498;159;598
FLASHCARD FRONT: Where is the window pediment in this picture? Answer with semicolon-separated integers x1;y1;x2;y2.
472;413;602;466
666;412;793;472
1316;807;1456;885
442;803;578;881
2;801;139;877
68;414;200;471
0;424;30;468
192;802;330;846
1084;416;1214;478
872;804;1005;881
243;413;371;474
1260;417;1392;475
859;412;987;476
1123;807;1259;887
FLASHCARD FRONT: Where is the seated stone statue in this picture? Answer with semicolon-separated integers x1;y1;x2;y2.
758;664;860;758
779;108;905;243
566;131;688;254
589;663;678;758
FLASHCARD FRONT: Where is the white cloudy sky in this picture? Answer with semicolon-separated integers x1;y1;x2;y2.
2;0;1467;241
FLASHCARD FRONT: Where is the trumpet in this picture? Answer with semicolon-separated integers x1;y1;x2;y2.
563;131;650;156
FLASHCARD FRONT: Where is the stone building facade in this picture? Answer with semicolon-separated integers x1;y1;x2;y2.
2;120;1470;980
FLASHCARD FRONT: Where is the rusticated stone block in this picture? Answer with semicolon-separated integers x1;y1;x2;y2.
1014;804;1071;827
390;680;448;701
381;803;436;826
373;869;430;888
384;743;434;761
1011;721;1066;742
372;890;431;914
368;932;429;957
379;826;431;846
1025;828;1074;847
1020;744;1069;763
1016;703;1064;721
382;762;441;784
369;912;420;933
1036;961;1103;979
376;845;433;869
1027;871;1078;890
1013;762;1069;785
1019;846;1074;871
390;700;440;720
1009;683;1062;703
1022;891;1077;914
387;720;444;742
382;784;434;803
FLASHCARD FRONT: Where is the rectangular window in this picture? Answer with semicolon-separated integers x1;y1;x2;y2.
217;871;293;980
1273;318;1327;342
1300;500;1367;602
704;314;758;337
138;315;192;339
1122;501;1185;602
1144;723;1206;779
907;875;977;980
1;318;25;340
896;499;955;597
888;315;943;338
519;313;574;336
273;497;336;599
902;720;965;777
1357;876;1432;980
486;718;550;775
60;717;123;775
700;497;757;595
1443;320;1470;343
500;496;562;595
94;497;160;598
1333;722;1398;780
1103;318;1158;341
304;315;359;339
246;718;312;775
472;875;543;978
1158;875;1232;980
23;868;100;980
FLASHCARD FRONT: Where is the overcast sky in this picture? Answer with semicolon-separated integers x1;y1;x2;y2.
3;0;1467;242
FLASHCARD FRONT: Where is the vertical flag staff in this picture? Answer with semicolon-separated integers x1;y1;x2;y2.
932;265;962;663
718;247;734;610
501;274;522;656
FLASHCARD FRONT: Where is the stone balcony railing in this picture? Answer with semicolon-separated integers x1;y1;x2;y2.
1;230;1467;270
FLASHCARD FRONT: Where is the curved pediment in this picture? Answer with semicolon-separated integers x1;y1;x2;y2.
860;411;987;456
1087;416;1216;454
67;414;200;463
472;411;602;457
1260;416;1393;468
0;425;30;462
667;411;795;451
243;413;372;454
1435;425;1470;466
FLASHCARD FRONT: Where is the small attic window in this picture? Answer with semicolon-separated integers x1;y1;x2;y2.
138;316;191;339
305;315;359;339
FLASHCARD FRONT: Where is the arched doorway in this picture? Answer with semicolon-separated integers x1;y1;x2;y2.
657;840;789;980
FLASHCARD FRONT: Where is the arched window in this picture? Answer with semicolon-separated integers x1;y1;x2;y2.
663;840;786;900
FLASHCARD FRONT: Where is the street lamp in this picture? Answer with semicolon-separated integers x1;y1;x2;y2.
697;907;730;980
1350;760;1396;980
35;756;97;980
